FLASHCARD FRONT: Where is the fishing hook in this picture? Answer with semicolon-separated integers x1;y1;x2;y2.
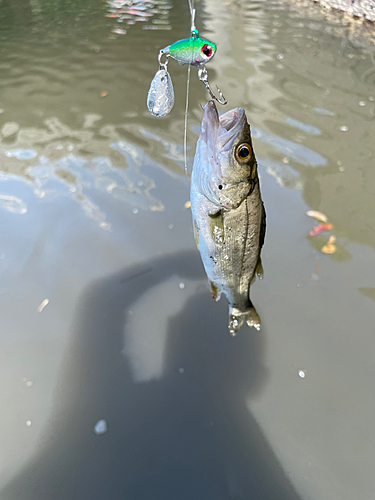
198;66;227;105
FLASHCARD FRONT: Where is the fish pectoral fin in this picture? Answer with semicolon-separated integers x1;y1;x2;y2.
246;306;261;331
228;309;245;337
222;182;252;209
228;304;261;336
208;208;223;218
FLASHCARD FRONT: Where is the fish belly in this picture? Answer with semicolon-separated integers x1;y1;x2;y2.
191;182;263;312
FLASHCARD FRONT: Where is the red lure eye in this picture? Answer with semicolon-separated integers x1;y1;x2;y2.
202;44;213;57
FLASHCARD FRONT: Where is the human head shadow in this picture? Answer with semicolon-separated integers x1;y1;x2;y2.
2;250;300;500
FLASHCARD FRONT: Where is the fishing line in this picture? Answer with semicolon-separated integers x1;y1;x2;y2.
184;0;195;176
183;64;191;176
146;0;226;175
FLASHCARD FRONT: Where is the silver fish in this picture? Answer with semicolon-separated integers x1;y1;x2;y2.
190;101;266;336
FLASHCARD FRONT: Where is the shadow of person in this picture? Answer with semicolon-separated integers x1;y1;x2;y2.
2;250;300;500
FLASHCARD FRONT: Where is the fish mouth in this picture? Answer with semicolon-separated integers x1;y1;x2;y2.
195;101;247;208
201;100;246;152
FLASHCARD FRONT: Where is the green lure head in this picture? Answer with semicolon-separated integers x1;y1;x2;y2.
162;37;217;67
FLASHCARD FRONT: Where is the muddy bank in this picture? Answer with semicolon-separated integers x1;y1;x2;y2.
314;0;375;21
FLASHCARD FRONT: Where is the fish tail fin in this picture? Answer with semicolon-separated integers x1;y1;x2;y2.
245;304;261;331
228;303;261;337
228;308;245;336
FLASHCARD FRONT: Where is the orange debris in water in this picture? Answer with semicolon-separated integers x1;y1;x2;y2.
309;223;333;236
321;235;337;254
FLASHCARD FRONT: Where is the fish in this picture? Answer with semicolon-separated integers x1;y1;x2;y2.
190;101;266;336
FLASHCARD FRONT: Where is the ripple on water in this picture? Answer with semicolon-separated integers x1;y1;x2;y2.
106;0;172;34
0;118;170;230
252;127;327;167
0;194;27;215
285;117;321;136
2;148;38;160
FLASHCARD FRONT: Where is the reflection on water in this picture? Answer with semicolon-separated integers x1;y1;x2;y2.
0;112;170;226
0;193;27;214
1;0;375;498
253;126;328;166
106;0;172;35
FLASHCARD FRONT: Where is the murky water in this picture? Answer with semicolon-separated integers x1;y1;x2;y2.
1;0;375;498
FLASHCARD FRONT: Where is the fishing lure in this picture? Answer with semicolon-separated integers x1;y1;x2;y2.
147;28;226;118
162;33;216;67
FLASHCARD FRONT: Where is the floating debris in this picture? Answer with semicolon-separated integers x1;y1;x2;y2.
26;420;32;427
113;28;127;35
179;282;185;290
309;223;333;236
321;235;337;254
298;370;306;379
94;420;107;435
358;287;375;302
37;299;49;313
184;200;191;209
100;91;108;98
306;210;328;223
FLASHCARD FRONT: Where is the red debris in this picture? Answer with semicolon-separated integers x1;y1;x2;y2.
309;223;333;236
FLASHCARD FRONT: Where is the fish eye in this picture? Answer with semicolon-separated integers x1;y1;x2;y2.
235;143;252;162
202;44;213;57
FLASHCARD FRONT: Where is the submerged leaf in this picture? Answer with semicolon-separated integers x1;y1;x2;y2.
306;210;328;223
309;223;333;236
321;235;337;254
